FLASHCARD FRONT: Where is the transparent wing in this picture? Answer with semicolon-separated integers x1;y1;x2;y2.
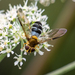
49;28;67;40
39;28;67;44
17;8;31;40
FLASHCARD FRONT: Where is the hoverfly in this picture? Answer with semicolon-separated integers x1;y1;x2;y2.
17;8;67;53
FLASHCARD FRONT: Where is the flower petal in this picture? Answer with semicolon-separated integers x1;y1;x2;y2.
34;52;36;56
44;47;51;51
11;51;14;54
22;58;26;61
14;61;19;66
14;56;17;59
7;53;10;57
24;51;27;55
38;50;44;55
1;51;6;54
20;62;23;66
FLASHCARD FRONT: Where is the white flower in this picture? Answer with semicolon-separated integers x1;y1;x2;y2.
39;0;56;7
39;0;50;6
0;45;14;57
34;47;44;56
43;42;53;51
0;0;52;68
14;53;26;69
0;10;4;13
51;0;55;3
6;4;17;21
0;13;8;26
13;36;20;44
4;37;10;45
24;51;27;55
72;0;75;2
0;44;4;51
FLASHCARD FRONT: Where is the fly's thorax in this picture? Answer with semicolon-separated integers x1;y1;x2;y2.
31;21;42;37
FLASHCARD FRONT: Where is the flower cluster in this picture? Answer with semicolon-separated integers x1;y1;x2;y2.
39;0;55;6
0;0;53;69
38;0;75;7
72;0;75;2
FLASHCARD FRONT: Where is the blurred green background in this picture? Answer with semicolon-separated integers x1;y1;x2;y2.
0;0;75;75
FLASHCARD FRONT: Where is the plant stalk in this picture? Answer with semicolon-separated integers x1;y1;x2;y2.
46;61;75;75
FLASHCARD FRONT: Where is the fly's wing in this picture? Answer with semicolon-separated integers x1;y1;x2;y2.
38;28;67;44
17;8;31;40
17;8;30;26
48;28;67;40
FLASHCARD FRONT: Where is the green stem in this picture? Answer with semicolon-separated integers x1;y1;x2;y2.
46;61;75;75
20;39;24;56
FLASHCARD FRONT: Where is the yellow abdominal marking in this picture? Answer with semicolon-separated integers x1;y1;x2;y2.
32;36;37;40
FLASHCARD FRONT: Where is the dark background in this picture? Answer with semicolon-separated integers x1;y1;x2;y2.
0;0;75;75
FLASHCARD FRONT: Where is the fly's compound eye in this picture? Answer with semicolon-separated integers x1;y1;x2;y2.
25;46;29;50
31;48;35;52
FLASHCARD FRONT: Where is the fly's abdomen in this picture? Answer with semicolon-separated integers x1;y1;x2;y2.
31;21;42;37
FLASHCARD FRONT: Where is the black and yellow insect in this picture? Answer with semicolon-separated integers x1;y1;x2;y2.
17;8;67;53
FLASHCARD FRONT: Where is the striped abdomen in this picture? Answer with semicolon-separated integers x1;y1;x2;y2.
31;21;42;37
